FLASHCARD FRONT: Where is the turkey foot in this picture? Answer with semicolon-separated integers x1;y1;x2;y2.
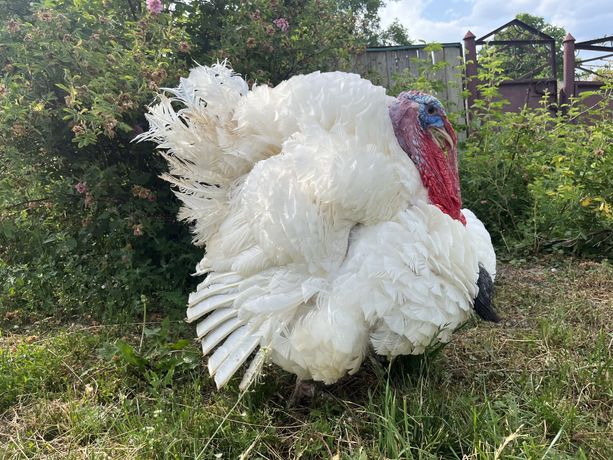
287;378;317;407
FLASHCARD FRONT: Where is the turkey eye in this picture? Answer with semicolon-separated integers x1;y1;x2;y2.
426;105;437;115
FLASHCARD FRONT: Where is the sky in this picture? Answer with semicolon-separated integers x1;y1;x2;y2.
379;0;613;44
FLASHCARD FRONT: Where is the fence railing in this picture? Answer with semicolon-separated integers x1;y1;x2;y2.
463;19;558;115
351;22;611;118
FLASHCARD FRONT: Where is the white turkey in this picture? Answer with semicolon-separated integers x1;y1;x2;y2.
137;62;498;395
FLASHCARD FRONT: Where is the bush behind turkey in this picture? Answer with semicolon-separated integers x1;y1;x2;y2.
460;52;613;258
0;0;199;321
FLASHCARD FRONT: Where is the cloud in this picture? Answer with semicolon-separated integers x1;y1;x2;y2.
380;0;613;44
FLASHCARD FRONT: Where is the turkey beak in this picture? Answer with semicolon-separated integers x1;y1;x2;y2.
429;126;454;156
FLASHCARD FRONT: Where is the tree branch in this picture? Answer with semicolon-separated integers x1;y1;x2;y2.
2;198;52;211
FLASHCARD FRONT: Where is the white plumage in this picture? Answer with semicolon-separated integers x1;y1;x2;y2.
138;62;497;390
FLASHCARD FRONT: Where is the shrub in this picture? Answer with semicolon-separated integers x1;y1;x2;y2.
460;50;613;257
207;0;368;84
0;1;200;320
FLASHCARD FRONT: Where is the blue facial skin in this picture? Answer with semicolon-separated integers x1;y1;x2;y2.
404;93;445;130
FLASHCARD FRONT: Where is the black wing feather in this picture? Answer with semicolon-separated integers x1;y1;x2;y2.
474;264;499;322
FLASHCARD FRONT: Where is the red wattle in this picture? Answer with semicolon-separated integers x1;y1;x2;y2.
420;134;465;226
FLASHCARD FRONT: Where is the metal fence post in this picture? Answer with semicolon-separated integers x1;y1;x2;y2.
463;32;478;106
463;31;478;120
561;33;576;105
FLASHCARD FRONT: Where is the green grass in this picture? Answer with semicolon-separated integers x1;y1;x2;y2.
1;259;612;459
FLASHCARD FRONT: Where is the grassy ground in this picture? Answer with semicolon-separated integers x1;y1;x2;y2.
1;259;611;459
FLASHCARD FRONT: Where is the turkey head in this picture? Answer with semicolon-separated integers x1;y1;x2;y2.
389;91;465;225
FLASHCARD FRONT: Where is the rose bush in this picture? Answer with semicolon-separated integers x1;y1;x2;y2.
0;0;199;320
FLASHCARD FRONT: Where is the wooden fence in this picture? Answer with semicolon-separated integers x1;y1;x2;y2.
352;43;465;113
352;25;611;121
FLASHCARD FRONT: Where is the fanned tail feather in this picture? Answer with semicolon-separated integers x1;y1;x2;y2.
239;347;268;391
195;308;236;339
134;61;251;247
200;317;243;356
186;264;314;389
208;326;261;389
186;293;237;323
186;270;269;389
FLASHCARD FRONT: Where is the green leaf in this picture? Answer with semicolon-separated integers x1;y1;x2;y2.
115;340;147;369
1;221;15;239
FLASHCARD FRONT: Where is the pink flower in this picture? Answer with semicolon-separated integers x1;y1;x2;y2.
74;182;88;194
273;18;289;32
71;123;86;135
146;0;163;15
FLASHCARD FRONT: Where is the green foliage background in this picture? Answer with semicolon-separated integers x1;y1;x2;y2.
0;0;199;321
460;49;613;257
